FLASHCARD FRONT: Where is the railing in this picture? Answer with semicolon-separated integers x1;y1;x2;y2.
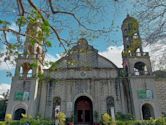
133;71;149;76
128;52;149;57
19;73;33;79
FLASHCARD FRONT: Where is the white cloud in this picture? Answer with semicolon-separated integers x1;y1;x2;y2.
0;59;15;71
9;23;19;31
0;83;10;95
99;46;123;68
0;46;15;71
144;40;166;71
99;41;166;71
44;53;61;69
45;53;61;62
0;47;15;71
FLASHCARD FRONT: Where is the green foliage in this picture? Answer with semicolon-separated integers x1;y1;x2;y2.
26;9;51;47
37;73;45;80
30;39;36;46
124;18;139;37
0;100;7;120
116;112;135;121
30;62;38;68
0;117;166;125
122;38;141;57
119;69;127;77
16;16;27;26
0;119;53;125
45;41;52;47
115;117;166;125
0;20;11;26
0;121;5;125
101;113;112;125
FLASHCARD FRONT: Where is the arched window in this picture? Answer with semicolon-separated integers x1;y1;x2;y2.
21;63;33;78
52;97;61;119
142;103;154;120
134;62;148;75
20;66;23;77
27;69;33;77
135;48;142;56
106;96;114;115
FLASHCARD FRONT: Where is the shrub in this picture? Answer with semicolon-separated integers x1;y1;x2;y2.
116;112;135;121
116;117;166;125
0;117;166;125
0;119;53;125
0;121;5;125
101;113;112;125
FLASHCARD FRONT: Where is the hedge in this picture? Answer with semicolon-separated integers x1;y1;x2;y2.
0;117;166;125
116;117;166;125
0;119;53;125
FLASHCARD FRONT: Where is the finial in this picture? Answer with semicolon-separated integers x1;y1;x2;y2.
127;14;130;17
78;38;88;45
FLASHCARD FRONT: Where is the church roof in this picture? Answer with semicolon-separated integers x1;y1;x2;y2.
49;38;119;70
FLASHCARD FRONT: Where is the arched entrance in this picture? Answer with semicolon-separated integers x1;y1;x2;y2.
14;108;26;120
74;96;93;124
142;104;154;120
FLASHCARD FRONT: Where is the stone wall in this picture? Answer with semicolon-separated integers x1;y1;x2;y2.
39;78;125;119
155;78;166;115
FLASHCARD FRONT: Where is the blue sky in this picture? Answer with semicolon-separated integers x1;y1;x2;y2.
0;0;136;93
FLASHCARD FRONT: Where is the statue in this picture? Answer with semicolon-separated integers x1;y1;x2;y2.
55;107;60;125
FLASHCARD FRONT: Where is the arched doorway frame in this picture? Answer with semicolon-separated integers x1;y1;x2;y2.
73;94;93;124
140;103;155;120
14;108;26;120
12;103;28;120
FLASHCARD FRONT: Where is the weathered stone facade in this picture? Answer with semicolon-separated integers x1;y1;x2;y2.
155;76;166;115
6;15;165;124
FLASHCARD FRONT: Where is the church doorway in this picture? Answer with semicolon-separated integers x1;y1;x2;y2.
142;104;154;120
14;108;26;120
74;96;93;125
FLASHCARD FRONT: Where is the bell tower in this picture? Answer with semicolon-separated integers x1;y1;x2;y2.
121;15;160;119
121;14;152;76
6;19;45;119
122;14;143;55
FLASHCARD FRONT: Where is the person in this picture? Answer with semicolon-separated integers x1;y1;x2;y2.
55;108;60;125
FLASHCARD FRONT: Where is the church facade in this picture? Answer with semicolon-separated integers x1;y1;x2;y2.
6;15;164;124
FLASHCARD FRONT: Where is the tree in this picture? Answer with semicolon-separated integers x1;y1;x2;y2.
133;0;166;71
135;0;166;43
0;0;117;67
0;90;9;120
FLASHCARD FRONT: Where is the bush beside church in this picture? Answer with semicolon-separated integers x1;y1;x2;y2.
0;117;166;125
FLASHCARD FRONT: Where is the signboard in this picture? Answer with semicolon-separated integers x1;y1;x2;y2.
23;92;30;100
15;91;30;101
137;89;153;99
15;91;24;101
146;90;153;99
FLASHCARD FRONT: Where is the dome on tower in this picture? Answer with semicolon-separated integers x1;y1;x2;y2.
121;14;139;30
